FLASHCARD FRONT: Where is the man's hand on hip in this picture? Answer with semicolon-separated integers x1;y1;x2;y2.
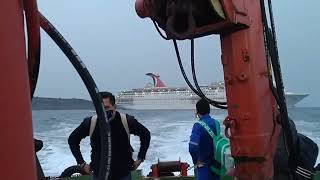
80;163;92;175
83;164;92;175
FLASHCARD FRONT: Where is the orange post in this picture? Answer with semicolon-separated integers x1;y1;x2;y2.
180;163;189;176
220;1;280;179
151;164;160;177
0;0;37;179
136;0;282;179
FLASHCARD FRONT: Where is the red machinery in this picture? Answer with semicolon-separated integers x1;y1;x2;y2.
1;0;293;180
149;160;189;178
136;0;283;179
1;0;38;179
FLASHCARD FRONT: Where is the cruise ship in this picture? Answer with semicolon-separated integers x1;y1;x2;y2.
116;73;309;110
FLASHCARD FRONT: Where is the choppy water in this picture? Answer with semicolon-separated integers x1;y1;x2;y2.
33;108;320;177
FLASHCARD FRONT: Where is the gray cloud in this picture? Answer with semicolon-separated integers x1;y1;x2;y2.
35;0;320;107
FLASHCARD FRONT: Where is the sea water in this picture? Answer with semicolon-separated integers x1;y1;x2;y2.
33;108;320;176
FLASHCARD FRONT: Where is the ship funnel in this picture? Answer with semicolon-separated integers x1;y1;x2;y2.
146;73;166;88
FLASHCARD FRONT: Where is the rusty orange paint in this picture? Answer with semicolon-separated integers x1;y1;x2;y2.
135;0;282;179
220;1;281;179
0;0;37;179
24;0;41;98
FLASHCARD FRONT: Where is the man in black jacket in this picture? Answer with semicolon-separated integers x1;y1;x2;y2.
68;92;151;180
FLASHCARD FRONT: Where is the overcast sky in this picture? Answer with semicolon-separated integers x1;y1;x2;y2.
35;0;320;107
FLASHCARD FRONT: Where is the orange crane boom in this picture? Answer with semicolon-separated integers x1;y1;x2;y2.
0;0;300;179
0;0;37;179
136;0;282;179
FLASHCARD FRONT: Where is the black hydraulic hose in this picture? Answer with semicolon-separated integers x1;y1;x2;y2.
267;0;278;49
173;39;227;109
39;12;111;180
153;17;227;108
190;39;210;101
260;0;280;105
266;0;297;170
172;39;200;95
156;17;227;109
265;29;280;104
153;20;170;40
260;0;296;178
190;39;227;106
153;12;227;108
24;0;41;99
266;0;283;106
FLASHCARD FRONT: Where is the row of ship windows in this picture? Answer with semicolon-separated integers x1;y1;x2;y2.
122;92;192;95
121;95;221;98
117;99;226;104
121;91;223;95
118;96;224;100
119;99;197;102
121;93;220;96
118;99;225;103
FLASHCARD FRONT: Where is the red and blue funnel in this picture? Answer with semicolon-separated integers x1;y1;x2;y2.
146;73;166;88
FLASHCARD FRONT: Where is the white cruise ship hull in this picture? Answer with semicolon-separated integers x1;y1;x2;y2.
116;74;309;110
117;93;309;110
118;104;198;110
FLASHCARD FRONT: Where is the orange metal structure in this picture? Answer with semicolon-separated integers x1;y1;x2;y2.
150;161;189;178
1;0;282;179
220;1;281;178
136;0;282;179
0;0;37;180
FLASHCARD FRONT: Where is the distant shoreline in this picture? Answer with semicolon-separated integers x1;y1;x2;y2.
32;97;93;110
